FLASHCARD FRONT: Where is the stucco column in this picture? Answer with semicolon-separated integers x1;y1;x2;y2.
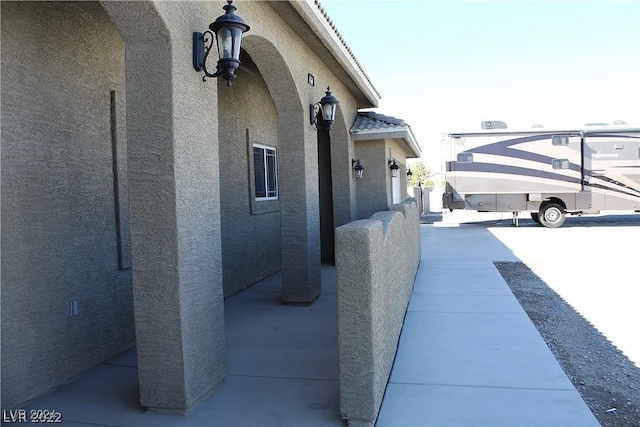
278;112;322;303
329;109;355;228
102;2;225;414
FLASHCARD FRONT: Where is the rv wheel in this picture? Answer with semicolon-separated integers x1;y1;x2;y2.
539;203;565;228
530;213;541;224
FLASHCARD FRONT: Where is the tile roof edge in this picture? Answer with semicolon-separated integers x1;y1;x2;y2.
312;0;381;100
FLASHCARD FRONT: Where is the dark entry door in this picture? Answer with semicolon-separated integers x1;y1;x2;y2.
317;128;335;262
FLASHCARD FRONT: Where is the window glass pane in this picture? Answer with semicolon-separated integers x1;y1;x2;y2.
266;150;277;197
457;152;473;163
254;147;266;198
552;159;569;169
552;135;569;146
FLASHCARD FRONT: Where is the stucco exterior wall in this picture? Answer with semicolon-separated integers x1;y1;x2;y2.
387;138;411;202
335;200;420;427
213;0;363;294
218;51;281;297
1;2;134;410
2;0;375;414
330;106;358;229
355;138;412;219
223;1;361;300
355;140;388;219
100;0;228;413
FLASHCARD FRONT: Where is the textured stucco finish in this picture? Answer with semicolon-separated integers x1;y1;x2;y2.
355;138;411;219
100;1;227;413
335;200;420;426
2;0;378;414
355;140;387;219
1;2;134;410
218;51;281;297
237;2;361;303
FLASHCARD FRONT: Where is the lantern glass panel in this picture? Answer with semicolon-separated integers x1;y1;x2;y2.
231;27;243;60
322;103;335;121
217;27;233;59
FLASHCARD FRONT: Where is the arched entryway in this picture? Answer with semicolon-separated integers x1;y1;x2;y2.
241;34;321;303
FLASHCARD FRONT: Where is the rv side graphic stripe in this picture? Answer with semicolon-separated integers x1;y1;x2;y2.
452;162;581;185
454;162;640;198
468;134;556;165
584;182;640;198
584;175;640;197
467;134;583;173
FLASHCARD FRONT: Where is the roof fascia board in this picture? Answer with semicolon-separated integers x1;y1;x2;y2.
351;129;408;141
288;0;380;108
352;128;422;158
405;126;422;158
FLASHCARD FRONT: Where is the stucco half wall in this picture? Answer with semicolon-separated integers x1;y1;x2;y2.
335;199;421;427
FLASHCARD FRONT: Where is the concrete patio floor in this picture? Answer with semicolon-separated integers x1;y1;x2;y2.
15;222;600;426
19;266;343;426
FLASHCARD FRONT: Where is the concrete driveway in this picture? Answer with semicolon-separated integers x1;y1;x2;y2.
448;210;640;367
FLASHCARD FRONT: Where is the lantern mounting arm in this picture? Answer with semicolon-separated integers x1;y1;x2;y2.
193;31;240;85
310;103;318;125
193;31;222;81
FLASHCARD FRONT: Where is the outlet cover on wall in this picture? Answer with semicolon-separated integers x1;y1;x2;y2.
69;301;79;317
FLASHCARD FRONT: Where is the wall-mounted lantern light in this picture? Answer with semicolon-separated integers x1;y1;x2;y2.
388;159;399;178
407;168;413;178
310;87;339;130
193;0;250;86
352;159;364;179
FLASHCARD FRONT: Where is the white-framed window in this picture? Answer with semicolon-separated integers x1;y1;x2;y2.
253;144;278;200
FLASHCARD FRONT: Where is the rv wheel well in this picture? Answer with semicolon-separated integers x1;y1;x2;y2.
542;197;566;210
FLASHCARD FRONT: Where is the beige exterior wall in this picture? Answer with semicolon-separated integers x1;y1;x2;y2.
355;138;411;219
387;138;412;203
1;0;376;413
218;51;281;297
355;140;388;219
335;200;421;426
236;1;361;302
1;1;134;410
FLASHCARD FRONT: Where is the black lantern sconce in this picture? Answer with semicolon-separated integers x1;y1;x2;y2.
193;1;250;86
388;159;399;178
352;159;364;179
310;87;339;130
407;168;413;178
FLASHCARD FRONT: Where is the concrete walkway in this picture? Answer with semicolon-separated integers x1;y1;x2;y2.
13;222;599;426
377;222;599;426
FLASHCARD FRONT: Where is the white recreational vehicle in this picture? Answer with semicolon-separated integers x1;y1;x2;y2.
442;123;640;227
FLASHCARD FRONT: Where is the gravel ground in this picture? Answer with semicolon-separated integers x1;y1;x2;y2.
495;261;640;427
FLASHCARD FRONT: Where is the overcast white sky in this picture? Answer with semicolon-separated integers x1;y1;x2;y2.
320;0;640;171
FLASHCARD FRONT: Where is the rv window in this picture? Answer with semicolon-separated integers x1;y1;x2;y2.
552;159;569;170
552;135;570;146
457;152;473;163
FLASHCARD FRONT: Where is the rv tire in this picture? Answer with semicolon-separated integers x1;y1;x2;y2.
539;203;565;228
530;213;541;224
